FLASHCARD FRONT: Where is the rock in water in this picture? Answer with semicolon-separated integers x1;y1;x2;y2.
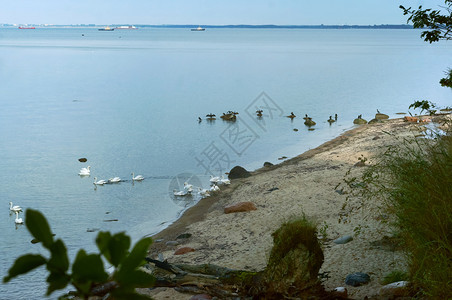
304;119;316;126
353;118;368;125
78;158;87;162
228;166;251;179
375;113;389;120
345;272;370;286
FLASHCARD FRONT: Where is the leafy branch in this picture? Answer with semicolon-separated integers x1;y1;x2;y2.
3;209;155;299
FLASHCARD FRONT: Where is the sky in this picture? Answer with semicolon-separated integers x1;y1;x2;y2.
1;0;448;25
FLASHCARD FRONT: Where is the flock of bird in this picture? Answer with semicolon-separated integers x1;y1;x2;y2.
198;109;339;126
9;202;23;225
173;175;230;197
78;166;144;186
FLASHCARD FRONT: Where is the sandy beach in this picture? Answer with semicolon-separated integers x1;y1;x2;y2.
144;116;439;299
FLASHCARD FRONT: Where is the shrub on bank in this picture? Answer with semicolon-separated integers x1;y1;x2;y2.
352;122;452;298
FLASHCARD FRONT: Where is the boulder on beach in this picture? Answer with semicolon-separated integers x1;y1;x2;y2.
174;247;195;255
228;166;251;179
404;116;418;123
345;272;370;287
224;201;257;214
263;162;273;167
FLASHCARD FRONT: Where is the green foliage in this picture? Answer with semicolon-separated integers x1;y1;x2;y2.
3;209;155;299
340;126;452;298
382;270;409;285
408;100;437;115
263;216;324;297
400;2;452;89
400;1;452;43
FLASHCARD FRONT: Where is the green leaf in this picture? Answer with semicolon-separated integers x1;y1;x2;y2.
72;250;108;285
122;238;152;272
3;254;46;283
47;239;69;273
117;270;155;288
25;209;54;249
96;231;112;262
108;232;131;267
46;272;70;296
116;238;153;283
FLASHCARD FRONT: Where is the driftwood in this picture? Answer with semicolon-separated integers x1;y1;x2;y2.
145;257;249;298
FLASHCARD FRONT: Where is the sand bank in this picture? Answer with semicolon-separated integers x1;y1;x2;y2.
145;117;435;299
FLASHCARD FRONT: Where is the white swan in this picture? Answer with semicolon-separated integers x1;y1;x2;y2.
9;202;22;212
173;189;187;196
218;176;230;185
210;184;220;192
198;187;211;197
183;182;193;190
79;166;91;176
93;177;107;185
15;211;23;224
108;177;121;183
209;175;220;183
131;173;144;181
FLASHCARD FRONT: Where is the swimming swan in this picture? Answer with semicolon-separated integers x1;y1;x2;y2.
15;211;23;224
79;166;91;176
173;189;187;196
9;202;22;212
131;173;144;181
209;175;220;183
93;177;107;185
108;177;121;183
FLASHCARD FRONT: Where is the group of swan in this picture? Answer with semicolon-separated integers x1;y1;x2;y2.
173;175;230;197
93;173;144;186
210;175;230;185
78;166;144;186
9;202;23;225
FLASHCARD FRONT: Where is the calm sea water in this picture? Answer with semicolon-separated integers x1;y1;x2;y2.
0;27;450;299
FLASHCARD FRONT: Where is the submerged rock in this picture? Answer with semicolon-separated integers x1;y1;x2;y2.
228;166;251;179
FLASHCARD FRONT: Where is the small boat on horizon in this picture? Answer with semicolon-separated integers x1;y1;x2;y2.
115;25;138;30
191;26;205;31
18;26;36;29
98;26;114;31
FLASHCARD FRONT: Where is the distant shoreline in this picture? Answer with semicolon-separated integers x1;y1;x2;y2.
2;24;413;30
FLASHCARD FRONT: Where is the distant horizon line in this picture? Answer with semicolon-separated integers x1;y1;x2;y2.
2;23;413;29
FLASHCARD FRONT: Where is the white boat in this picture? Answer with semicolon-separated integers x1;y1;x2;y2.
115;25;138;30
191;26;205;31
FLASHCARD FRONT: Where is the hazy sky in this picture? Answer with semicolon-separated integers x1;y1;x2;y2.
1;0;447;25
